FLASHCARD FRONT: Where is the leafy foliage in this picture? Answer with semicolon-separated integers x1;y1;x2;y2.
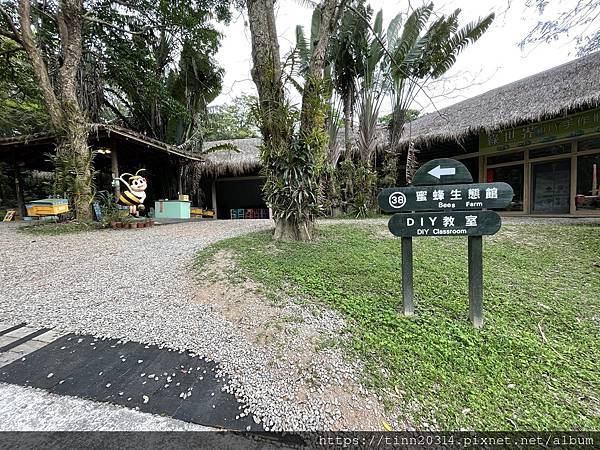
200;95;260;141
89;0;230;145
0;0;230;145
256;78;327;239
0;39;49;136
385;3;494;184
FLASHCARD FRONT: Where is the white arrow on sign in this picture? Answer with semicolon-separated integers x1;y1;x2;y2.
428;165;456;179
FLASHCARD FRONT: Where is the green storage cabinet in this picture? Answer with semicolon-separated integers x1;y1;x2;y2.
154;200;191;219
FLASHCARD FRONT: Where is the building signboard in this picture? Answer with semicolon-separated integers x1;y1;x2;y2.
479;108;600;154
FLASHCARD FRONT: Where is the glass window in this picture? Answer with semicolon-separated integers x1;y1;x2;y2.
487;152;524;165
486;165;524;211
531;160;571;213
529;144;571;159
578;137;600;152
576;154;600;211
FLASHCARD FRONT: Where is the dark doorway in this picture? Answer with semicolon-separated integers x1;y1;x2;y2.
216;178;266;219
531;159;571;213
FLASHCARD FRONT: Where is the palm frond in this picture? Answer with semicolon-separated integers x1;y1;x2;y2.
396;34;430;79
431;12;494;78
295;25;310;68
202;143;240;154
386;12;403;51
373;9;383;36
390;3;433;79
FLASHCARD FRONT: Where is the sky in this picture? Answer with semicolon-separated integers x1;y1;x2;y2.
209;0;584;116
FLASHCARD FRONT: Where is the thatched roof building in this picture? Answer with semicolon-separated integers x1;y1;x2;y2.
401;50;600;146
201;138;262;177
396;51;600;217
199;128;389;177
0;124;207;217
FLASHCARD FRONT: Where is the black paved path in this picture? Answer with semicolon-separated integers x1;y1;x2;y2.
0;333;260;431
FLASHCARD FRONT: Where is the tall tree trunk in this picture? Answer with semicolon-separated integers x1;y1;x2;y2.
343;93;352;155
58;106;93;220
299;0;342;132
247;0;302;240
405;141;418;185
389;103;407;185
17;0;92;220
248;0;343;241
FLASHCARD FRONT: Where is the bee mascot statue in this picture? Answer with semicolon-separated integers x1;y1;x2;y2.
116;169;147;216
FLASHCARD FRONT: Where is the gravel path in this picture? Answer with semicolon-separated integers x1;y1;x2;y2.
1;221;284;425
0;220;383;431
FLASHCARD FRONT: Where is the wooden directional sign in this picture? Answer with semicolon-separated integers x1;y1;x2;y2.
412;158;473;186
380;157;513;329
388;210;502;237
378;182;514;212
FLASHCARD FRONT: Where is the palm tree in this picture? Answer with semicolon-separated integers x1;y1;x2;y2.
384;3;494;183
329;0;370;155
355;8;385;166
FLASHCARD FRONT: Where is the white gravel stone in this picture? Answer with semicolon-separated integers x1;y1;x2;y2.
0;220;376;431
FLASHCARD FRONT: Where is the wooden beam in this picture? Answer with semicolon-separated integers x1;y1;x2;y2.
523;150;530;214
110;140;120;200
401;236;414;316
13;164;26;219
570;141;577;214
211;179;218;219
178;162;183;195
468;235;484;328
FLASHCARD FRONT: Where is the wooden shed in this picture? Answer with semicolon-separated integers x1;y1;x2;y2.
0;124;202;218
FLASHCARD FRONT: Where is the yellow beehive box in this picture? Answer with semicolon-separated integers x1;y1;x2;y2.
26;199;69;217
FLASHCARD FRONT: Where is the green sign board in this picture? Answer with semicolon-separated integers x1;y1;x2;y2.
412;158;473;186
479;108;600;154
379;158;512;328
378;182;514;212
388;210;501;237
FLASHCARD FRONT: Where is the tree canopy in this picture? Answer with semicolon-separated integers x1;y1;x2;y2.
0;0;231;144
200;94;260;141
0;37;48;135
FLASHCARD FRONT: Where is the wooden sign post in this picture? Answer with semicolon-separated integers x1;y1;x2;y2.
3;209;16;222
378;158;514;328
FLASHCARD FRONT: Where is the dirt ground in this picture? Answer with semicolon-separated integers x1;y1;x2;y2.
192;250;391;431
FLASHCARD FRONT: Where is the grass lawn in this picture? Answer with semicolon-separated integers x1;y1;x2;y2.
19;221;104;236
197;222;600;430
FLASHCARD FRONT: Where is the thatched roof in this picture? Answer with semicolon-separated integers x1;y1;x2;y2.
201;137;262;176
401;50;600;145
